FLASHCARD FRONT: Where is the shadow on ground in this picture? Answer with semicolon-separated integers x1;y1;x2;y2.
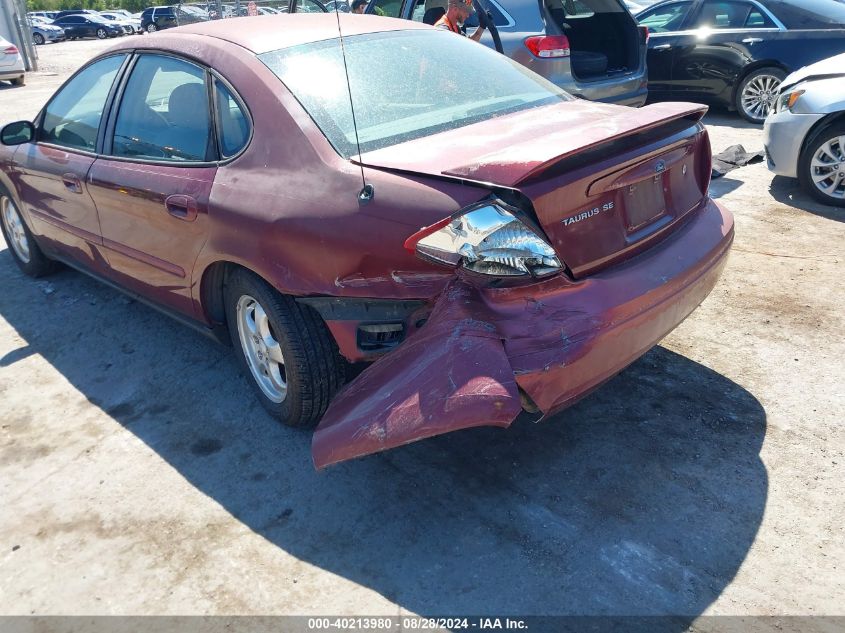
0;256;769;619
770;175;845;223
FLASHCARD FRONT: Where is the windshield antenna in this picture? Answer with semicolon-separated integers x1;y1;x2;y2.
332;7;373;203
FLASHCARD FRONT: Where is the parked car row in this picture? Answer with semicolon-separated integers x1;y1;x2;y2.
27;9;143;42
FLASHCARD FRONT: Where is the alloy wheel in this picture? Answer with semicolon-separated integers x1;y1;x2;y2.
236;294;287;403
1;196;31;264
96;28;107;38
33;33;45;45
147;23;157;32
810;135;845;201
740;73;782;122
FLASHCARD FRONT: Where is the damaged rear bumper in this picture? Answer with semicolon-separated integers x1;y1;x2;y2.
312;199;734;469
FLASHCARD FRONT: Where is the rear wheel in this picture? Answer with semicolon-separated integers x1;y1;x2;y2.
11;76;24;86
224;268;346;427
0;191;56;277
33;33;45;45
798;122;845;207
96;27;107;39
736;67;785;124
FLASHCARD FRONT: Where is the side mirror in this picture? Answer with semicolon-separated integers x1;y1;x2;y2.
0;121;34;146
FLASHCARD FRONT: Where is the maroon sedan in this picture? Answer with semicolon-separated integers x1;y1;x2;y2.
0;15;733;469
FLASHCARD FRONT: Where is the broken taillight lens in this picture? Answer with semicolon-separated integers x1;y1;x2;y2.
404;204;561;278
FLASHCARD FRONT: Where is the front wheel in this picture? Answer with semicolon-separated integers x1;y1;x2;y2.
798;122;845;207
96;27;107;39
0;192;56;277
224;268;346;427
736;67;785;124
33;33;45;45
146;23;157;32
11;76;24;86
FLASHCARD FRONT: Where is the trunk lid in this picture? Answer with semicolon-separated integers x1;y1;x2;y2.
357;101;711;277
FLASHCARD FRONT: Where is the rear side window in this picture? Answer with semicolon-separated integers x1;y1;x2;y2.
369;0;402;17
636;1;692;32
214;80;249;157
693;1;757;29
463;0;513;28
41;55;125;152
112;55;212;162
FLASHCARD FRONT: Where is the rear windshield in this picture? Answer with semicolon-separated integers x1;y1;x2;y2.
766;0;845;28
259;29;573;158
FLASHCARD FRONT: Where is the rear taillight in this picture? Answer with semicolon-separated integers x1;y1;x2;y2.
639;26;649;42
405;203;562;279
524;35;570;59
3;45;18;55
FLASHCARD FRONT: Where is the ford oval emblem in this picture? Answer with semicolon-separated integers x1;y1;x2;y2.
655;160;666;174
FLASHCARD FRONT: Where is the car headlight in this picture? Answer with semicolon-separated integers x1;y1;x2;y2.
404;202;561;278
777;89;805;113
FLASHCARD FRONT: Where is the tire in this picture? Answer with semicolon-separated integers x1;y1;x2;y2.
0;188;56;278
33;33;45;45
736;67;786;124
224;268;346;427
11;76;24;86
96;27;107;39
798;121;845;208
146;23;157;32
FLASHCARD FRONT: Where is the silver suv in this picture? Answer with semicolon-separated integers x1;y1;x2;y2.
368;0;648;106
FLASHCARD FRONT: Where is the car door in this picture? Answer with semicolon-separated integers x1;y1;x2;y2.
55;15;81;38
667;0;782;99
86;53;219;317
637;0;697;95
12;54;127;271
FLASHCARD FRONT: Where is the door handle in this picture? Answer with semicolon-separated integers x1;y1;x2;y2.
61;173;82;194
652;44;672;51
742;38;763;44
165;194;198;222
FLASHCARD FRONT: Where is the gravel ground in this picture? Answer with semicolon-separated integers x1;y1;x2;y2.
0;37;843;622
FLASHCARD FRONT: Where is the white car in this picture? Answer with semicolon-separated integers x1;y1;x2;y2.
0;36;24;87
100;11;143;33
764;53;845;207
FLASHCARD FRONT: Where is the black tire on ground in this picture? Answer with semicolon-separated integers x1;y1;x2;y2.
146;23;157;32
0;186;57;278
571;51;608;77
735;67;786;124
224;267;346;427
798;121;845;208
96;27;107;39
33;33;45;45
11;76;24;86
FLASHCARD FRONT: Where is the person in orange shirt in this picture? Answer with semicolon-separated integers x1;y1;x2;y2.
434;0;485;42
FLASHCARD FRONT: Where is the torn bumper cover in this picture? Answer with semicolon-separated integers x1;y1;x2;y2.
312;199;734;469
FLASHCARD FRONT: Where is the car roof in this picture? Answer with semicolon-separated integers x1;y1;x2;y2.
174;14;431;55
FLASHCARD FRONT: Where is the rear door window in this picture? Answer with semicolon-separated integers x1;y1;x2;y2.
636;1;693;32
692;1;756;29
111;54;213;162
40;55;125;152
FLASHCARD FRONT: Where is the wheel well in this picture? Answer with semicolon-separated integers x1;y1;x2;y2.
200;261;238;327
800;112;845;163
731;61;790;104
